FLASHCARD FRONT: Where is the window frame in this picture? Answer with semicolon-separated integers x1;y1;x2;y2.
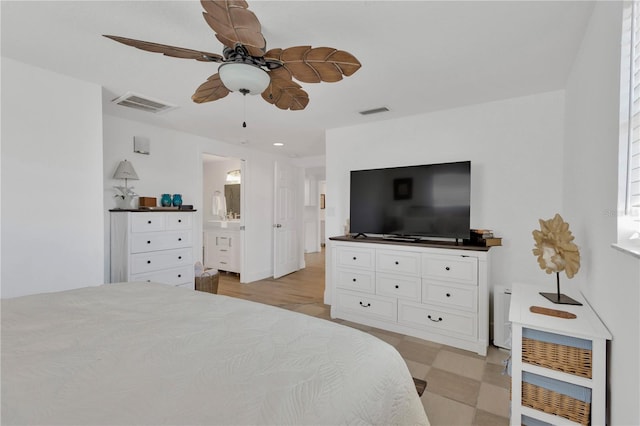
616;1;640;257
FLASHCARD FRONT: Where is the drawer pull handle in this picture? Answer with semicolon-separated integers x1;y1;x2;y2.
427;315;443;322
148;220;152;224
395;261;399;265
178;238;182;241
395;285;399;289
147;260;151;264
147;280;151;282
178;219;182;223
147;240;151;244
178;256;182;260
353;256;357;260
446;293;451;297
359;301;371;308
445;266;450;271
178;274;182;278
352;278;357;282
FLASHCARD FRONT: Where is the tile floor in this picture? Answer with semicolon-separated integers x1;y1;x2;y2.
284;301;512;426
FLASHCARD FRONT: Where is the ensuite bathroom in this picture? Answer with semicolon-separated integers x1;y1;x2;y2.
202;154;243;276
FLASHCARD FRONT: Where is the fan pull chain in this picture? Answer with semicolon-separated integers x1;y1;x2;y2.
242;94;247;128
241;89;248;128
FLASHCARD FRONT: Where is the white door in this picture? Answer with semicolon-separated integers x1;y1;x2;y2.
273;161;300;278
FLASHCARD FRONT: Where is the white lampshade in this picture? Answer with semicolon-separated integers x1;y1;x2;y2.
113;160;139;180
218;63;270;95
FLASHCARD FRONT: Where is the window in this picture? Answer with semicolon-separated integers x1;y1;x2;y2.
618;1;640;255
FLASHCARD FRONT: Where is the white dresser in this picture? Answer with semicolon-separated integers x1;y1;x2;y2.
329;236;491;355
204;229;240;273
509;283;611;426
110;210;196;289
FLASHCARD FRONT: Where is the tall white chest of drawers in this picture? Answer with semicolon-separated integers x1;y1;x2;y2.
110;210;196;289
329;236;491;355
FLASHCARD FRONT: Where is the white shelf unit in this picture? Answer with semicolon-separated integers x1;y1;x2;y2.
509;283;612;425
110;211;196;289
329;237;490;356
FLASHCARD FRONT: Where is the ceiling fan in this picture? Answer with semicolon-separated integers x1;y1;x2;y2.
104;0;362;112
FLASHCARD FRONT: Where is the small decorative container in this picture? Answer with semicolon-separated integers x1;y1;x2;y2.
172;194;183;207
138;197;157;208
160;194;172;207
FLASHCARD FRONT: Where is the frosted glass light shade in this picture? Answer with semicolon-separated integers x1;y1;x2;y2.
226;169;241;183
218;63;270;95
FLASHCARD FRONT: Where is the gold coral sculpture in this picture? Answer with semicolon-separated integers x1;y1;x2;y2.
532;213;580;278
532;213;583;305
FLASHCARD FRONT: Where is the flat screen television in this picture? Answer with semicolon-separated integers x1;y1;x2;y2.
349;161;471;240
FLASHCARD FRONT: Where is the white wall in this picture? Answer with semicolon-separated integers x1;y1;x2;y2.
103;114;291;284
326;90;566;298
563;1;640;423
1;58;104;298
295;155;326;254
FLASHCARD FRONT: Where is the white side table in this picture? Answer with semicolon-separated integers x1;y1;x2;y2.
509;283;612;425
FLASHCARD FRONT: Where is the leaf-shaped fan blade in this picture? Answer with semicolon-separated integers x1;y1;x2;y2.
200;0;266;58
192;73;231;103
103;35;223;62
262;73;309;111
265;46;361;84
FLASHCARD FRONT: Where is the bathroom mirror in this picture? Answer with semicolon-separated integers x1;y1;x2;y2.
224;183;240;218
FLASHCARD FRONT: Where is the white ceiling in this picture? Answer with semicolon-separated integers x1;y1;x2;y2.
1;1;594;158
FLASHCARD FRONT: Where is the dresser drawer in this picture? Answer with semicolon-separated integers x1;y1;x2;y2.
376;273;421;301
130;248;193;274
334;289;397;322
130;230;192;253
215;235;234;248
422;280;477;312
336;247;375;270
377;250;421;276
131;213;166;233
131;265;194;286
166;212;193;230
213;254;234;271
335;268;375;293
422;254;478;284
398;300;477;339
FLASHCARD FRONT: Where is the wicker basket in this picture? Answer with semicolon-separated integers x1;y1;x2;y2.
522;337;592;378
521;381;591;425
195;271;219;294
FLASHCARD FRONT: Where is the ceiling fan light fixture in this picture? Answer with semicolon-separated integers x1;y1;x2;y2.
218;63;270;95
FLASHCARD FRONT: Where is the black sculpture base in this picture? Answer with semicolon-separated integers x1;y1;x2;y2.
539;292;582;306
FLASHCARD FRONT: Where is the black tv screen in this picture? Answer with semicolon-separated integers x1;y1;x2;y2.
350;161;471;239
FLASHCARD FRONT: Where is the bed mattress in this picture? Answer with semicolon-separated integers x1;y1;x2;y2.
2;282;428;425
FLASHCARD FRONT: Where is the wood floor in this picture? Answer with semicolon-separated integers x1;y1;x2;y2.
216;249;326;308
213;249;511;426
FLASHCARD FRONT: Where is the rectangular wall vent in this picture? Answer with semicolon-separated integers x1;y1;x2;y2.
112;92;177;114
359;106;390;116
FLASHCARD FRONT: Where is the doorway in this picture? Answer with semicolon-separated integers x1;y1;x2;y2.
202;153;244;278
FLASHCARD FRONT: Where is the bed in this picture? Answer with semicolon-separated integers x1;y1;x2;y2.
2;282;429;425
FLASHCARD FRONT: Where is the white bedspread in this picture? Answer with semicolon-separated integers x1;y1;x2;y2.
2;282;429;425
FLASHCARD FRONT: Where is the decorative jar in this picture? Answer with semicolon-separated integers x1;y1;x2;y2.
172;194;183;207
160;194;172;207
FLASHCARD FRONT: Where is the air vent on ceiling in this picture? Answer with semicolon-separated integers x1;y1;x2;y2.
112;92;177;114
359;106;390;116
